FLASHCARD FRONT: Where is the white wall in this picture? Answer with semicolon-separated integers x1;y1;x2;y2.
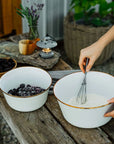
46;0;64;40
64;0;71;17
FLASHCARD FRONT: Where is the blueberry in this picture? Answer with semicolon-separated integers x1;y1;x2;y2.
20;84;25;88
8;90;14;95
26;87;30;91
27;84;31;87
31;90;35;95
42;88;45;92
20;91;26;96
26;91;31;96
35;87;40;91
31;87;35;91
13;88;17;92
8;84;46;97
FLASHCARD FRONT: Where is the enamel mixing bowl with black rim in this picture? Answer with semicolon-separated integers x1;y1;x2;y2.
54;71;114;128
0;67;52;112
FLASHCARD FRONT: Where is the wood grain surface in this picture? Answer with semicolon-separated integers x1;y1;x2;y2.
0;59;114;144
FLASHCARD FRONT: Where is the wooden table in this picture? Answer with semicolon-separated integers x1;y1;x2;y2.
0;59;114;144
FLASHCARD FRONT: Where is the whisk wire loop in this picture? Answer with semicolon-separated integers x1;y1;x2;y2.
76;58;89;105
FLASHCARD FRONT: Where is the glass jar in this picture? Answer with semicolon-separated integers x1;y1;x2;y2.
29;25;39;40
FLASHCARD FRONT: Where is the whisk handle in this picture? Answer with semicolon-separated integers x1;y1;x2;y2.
84;58;89;73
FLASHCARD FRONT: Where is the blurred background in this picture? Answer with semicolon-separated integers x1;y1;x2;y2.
0;0;71;40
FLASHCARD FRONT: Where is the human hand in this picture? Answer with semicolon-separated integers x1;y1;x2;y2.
104;98;114;118
79;41;104;73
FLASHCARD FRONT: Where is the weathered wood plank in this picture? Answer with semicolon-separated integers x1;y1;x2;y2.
53;59;73;70
101;120;114;142
0;97;76;144
46;95;112;144
0;98;41;144
22;107;77;144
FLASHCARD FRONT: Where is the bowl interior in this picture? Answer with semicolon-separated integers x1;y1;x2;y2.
54;71;114;107
0;67;52;94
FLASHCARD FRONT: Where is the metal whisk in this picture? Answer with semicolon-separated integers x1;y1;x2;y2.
76;58;89;104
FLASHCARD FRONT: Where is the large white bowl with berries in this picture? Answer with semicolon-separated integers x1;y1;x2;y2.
0;67;52;112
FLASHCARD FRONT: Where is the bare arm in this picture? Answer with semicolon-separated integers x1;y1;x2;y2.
99;25;114;48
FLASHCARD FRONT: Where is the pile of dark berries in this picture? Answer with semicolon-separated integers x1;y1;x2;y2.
0;58;15;73
8;84;45;96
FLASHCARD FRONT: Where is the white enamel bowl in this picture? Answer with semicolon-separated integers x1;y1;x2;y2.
54;71;114;128
0;67;52;112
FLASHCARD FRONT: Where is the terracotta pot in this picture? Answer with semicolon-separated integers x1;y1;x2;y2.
19;39;37;55
0;57;17;77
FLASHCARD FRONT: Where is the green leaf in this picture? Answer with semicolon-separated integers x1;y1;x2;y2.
19;4;28;15
98;0;113;17
20;4;25;11
69;0;113;27
16;8;23;14
87;8;95;17
16;8;21;11
91;18;111;27
16;11;24;18
70;0;76;6
27;16;32;26
103;20;111;26
108;2;114;8
74;12;84;20
91;18;103;27
34;16;39;22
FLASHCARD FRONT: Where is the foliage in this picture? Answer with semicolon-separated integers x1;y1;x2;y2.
16;2;44;39
16;3;44;26
70;0;114;27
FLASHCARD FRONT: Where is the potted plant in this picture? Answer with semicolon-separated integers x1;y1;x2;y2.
16;2;44;55
64;0;114;65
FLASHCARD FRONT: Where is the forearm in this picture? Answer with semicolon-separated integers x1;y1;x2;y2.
97;25;114;50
